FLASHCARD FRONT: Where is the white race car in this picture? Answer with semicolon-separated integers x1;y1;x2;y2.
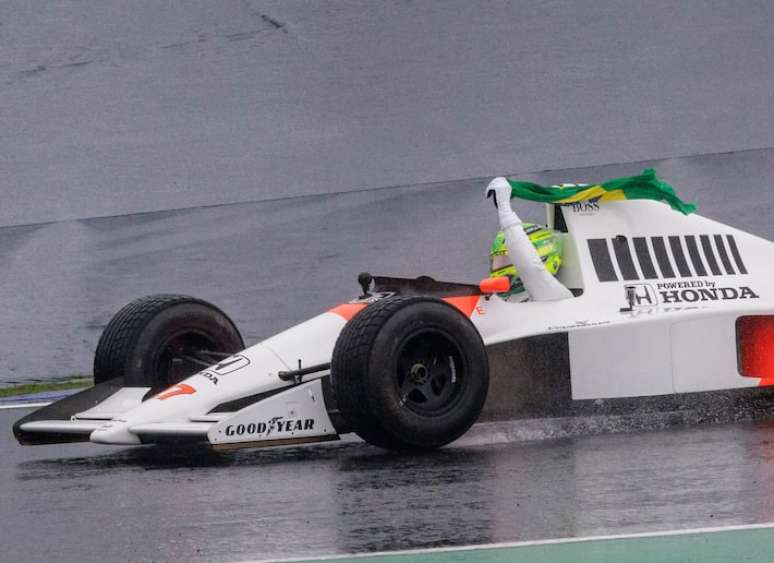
14;175;774;451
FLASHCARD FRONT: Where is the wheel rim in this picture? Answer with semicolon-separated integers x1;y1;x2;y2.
155;330;233;388
394;329;466;416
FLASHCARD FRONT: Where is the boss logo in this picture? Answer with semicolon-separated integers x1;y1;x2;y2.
567;200;600;213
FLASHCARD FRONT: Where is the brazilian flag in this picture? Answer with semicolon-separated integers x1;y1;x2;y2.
507;168;696;215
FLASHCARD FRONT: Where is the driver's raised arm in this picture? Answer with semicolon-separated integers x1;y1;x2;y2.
485;177;573;302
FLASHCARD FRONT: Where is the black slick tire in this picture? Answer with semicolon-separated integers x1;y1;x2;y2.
331;296;489;450
93;294;243;389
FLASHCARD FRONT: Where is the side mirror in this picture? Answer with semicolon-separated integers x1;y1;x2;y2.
479;276;510;294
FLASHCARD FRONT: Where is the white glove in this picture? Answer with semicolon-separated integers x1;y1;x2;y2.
485;177;522;229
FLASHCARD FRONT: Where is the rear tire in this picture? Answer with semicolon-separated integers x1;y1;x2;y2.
331;296;489;450
93;295;243;390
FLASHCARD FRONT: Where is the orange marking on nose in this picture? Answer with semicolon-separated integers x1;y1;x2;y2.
329;303;367;321
443;295;481;318
156;383;196;400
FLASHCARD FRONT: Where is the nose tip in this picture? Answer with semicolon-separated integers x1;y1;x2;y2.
90;422;141;445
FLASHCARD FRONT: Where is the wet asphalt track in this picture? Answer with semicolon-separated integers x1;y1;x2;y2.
4;407;774;562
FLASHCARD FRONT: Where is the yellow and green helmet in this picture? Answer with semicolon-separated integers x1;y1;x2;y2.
489;224;564;295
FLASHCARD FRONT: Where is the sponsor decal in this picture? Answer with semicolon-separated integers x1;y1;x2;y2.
548;320;612;331
157;383;196;400
198;354;251;385
625;305;705;318
201;372;219;385
622;280;759;309
211;355;250;375
655;280;758;304
624;283;658;308
565;197;601;214
224;416;315;438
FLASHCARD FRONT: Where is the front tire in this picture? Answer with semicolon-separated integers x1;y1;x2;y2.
93;294;243;390
331;296;489;450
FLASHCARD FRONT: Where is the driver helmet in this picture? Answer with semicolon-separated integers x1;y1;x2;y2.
489;223;564;295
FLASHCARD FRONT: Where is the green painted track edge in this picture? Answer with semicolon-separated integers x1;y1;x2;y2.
263;524;774;563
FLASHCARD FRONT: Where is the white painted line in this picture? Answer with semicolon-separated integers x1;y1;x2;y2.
247;521;774;563
0;402;52;410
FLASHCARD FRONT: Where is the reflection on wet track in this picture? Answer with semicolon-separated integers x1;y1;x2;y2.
4;408;774;562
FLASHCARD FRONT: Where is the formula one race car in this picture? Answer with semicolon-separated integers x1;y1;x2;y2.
14;172;774;451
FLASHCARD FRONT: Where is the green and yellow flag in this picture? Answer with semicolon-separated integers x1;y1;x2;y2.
506;168;696;215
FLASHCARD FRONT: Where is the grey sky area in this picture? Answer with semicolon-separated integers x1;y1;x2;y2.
2;1;773;226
